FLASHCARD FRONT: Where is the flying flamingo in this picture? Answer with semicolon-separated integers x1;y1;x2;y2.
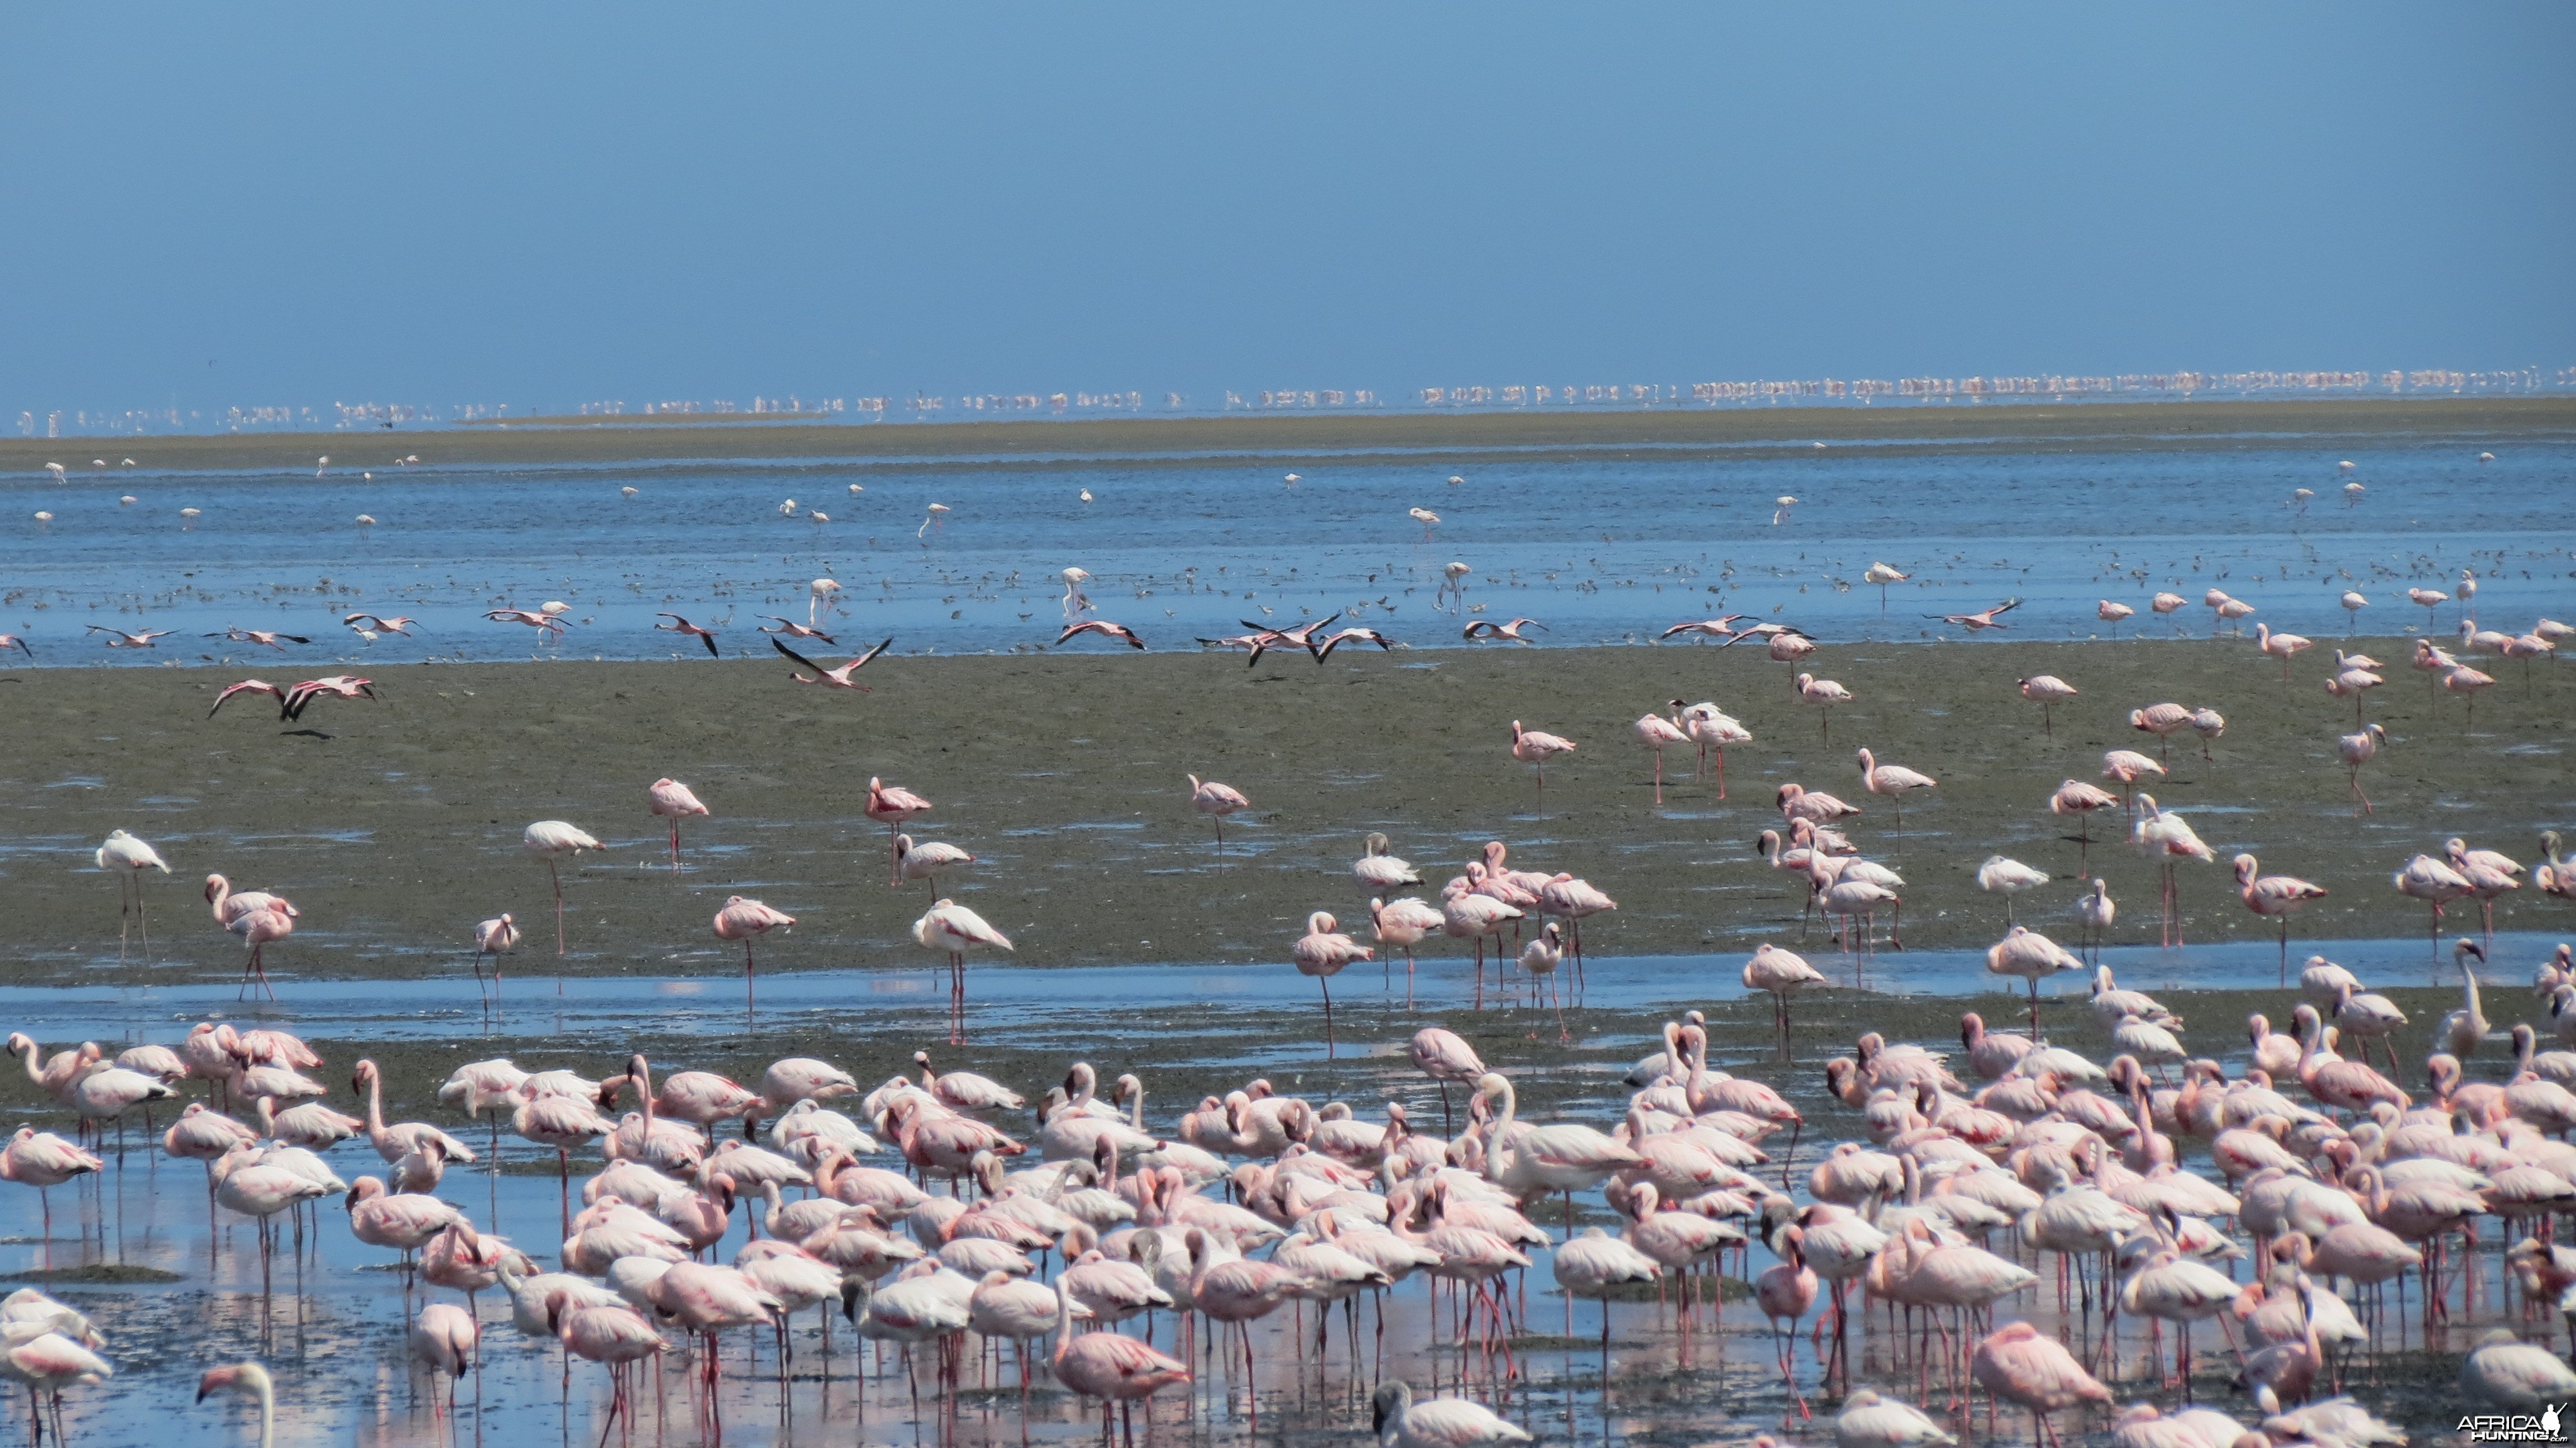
1463;617;1545;643
484;608;569;640
95;828;168;962
913;899;1012;1044
646;777;708;868
2233;853;2329;984
1510;721;1576;814
1291;911;1372;1055
2018;675;2078;735
1187;775;1249;864
1927;599;2018;631
1634;709;1690;804
2338;723;2387;812
86;626;175;648
0;633;29;657
522;820;601;957
205;627;312;649
773;636;893;687
341;612;421;635
1660;615;1750;642
1855;748;1935;826
714;897;796;1020
1056;619;1147;650
1312;626;1397;661
757;616;835;643
652;613;720;656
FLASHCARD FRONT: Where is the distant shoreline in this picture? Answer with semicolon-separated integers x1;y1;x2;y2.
5;395;2570;475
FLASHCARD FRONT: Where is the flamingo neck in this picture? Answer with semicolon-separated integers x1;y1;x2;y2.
258;1383;275;1448
363;1071;388;1137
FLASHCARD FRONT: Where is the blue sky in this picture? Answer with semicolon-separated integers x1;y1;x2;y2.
4;5;2570;419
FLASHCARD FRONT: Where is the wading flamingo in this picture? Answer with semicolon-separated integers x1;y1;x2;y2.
95;829;169;962
647;778;708;868
914;899;1012;1044
522;820;601;957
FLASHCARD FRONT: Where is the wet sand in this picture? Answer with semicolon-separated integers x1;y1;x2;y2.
5;395;2571;474
3;637;2566;991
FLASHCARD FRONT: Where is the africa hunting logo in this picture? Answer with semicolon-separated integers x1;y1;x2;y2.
2459;1405;2568;1443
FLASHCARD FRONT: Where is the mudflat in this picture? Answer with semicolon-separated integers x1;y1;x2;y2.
5;395;2571;474
4;636;2564;991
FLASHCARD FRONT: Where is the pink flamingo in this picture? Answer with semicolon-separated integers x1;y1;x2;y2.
1370;897;1445;1005
913;899;1013;1044
647;777;708;868
194;1362;276;1444
2338;723;2387;811
1855;748;1935;826
2257;623;2313;681
2097;600;2134;636
1969;1320;2110;1447
522;820;601;957
1671;700;1751;797
2017;675;2078;735
2393;852;2475;960
2235;853;2329;984
773;636;893;687
1756;1225;1819;1418
1634;709;1690;805
95;828;169;963
0;1129;99;1247
1462;617;1545;643
2129;703;2193;762
714;896;795;1020
2446;837;2523;947
2048;779;2120;875
1055;619;1146;649
652;613;720;656
2098;750;2164;813
556;1304;666;1439
1049;1272;1188;1445
1185;1226;1307;1425
227;904;295;1001
1186;774;1249;864
409;1301;478;1427
469;914;518;990
1291;911;1372;1056
1510;721;1577;814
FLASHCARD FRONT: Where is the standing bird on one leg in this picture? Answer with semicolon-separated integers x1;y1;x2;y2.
2018;675;2078;736
713;897;795;1024
1855;748;1935;827
1510;721;1577;815
2233;853;2328;986
1187;775;1249;867
469;914;518;992
1976;856;2050;928
1291;911;1372;1056
646;778;708;870
522;821;601;958
1743;943;1824;1056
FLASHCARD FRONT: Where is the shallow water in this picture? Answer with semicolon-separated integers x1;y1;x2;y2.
5;437;2570;666
0;942;2546;1447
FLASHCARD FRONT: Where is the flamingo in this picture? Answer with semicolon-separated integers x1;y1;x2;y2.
2049;779;2121;875
1291;911;1372;1054
2018;675;2078;734
1985;927;2085;1033
1441;885;1521;1009
408;1302;478;1426
1864;562;1909;614
0;1130;99;1244
1634;709;1690;804
893;833;974;894
2077;879;2116;960
520;820;600;958
1352;833;1420;895
1186;774;1249;864
2338;723;2387;812
195;1362;276;1447
1370;896;1446;1006
1671;700;1752;797
713;897;795;1020
2436;938;2489;1057
1371;1382;1532;1448
469;914;518;991
913;899;1012;1044
2443;664;2497;729
95;828;168;962
1756;1225;1820;1416
86;626;175;648
773;636;893;687
2256;623;2313;681
1048;1265;1188;1444
646;777;708;867
1312;626;1397;661
2129;703;2193;762
2234;854;2329;984
1797;674;1855;742
1509;721;1577;813
2446;836;2523;946
2132;795;2215;946
1975;857;2050;928
1928;599;2018;631
1745;944;1824;1051
1463;617;1545;643
2393;853;2475;960
1056;619;1147;649
1855;748;1935;826
1969;1320;2110;1447
2099;750;2164;812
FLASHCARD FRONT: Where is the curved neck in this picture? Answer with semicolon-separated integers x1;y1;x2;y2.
254;1380;275;1448
14;1043;37;1086
1485;1081;1518;1172
1127;1087;1144;1133
362;1070;387;1136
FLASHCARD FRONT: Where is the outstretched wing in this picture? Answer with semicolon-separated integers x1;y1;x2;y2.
851;638;894;669
771;638;826;675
